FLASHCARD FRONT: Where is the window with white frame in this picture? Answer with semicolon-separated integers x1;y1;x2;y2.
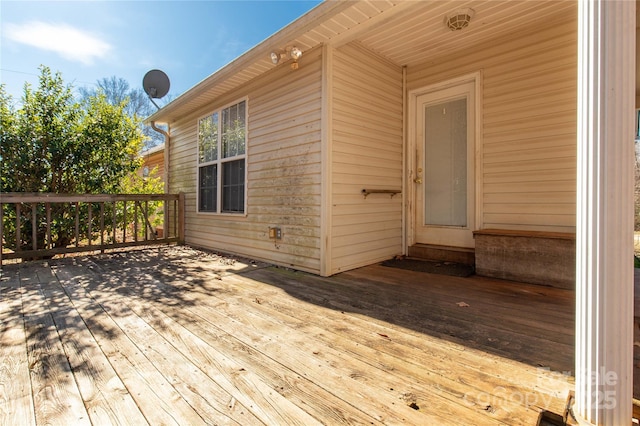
197;100;246;213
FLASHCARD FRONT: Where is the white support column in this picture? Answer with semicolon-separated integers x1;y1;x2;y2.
575;0;635;424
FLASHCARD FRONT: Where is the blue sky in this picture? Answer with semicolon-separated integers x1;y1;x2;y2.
1;1;322;104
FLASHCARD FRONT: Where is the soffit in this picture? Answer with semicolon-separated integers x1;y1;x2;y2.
352;1;576;67
149;0;577;124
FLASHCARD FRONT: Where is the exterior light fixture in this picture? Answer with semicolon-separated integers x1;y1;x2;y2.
269;46;303;69
445;8;474;31
289;46;302;70
270;50;286;65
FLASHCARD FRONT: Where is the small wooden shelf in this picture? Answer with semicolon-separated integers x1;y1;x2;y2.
361;189;401;199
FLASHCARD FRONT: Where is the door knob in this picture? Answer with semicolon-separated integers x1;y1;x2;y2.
414;178;422;184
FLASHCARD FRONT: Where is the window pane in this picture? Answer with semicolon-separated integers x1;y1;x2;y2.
198;113;218;163
222;101;246;158
199;164;217;212
222;159;245;213
424;97;467;226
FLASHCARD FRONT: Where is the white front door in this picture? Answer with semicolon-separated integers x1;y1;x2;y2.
413;80;476;248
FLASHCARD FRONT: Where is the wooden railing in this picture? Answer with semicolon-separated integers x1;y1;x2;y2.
0;193;185;265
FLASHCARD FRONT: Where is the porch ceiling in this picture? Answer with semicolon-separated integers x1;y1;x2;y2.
325;0;576;68
149;0;579;124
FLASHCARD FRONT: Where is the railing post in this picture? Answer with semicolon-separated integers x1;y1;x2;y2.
178;192;185;245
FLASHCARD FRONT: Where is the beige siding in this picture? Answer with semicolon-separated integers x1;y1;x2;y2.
407;15;577;233
168;49;323;273
330;43;404;273
139;150;164;183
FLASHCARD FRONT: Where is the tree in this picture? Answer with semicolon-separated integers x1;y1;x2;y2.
0;66;145;250
78;76;170;150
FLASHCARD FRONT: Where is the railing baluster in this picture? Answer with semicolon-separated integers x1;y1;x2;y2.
123;200;127;243
174;198;177;241
88;202;92;248
112;201;117;245
134;201;138;242
163;199;169;240
32;203;37;252
75;202;80;247
15;203;21;253
46;203;51;250
144;201;149;241
100;202;105;252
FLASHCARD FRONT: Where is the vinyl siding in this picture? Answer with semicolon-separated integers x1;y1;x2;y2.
140;150;164;183
407;16;577;233
330;43;404;273
168;49;323;273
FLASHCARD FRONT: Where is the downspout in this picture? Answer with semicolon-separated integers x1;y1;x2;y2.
150;121;172;241
150;121;170;195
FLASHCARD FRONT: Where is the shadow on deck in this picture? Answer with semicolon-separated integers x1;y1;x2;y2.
1;246;575;425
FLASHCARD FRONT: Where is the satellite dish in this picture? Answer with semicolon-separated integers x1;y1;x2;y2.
143;69;170;109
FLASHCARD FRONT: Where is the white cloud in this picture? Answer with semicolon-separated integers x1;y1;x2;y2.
4;21;112;65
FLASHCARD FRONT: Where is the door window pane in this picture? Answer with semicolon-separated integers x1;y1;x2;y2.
424;97;467;226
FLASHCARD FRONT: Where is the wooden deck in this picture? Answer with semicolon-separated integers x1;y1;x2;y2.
0;246;575;425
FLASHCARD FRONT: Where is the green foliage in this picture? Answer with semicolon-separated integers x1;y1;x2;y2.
1;66;143;194
122;166;165;233
78;76;169;150
0;66;147;252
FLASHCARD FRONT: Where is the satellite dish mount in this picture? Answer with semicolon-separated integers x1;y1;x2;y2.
143;69;170;110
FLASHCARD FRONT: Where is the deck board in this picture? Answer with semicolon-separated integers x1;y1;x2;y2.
221;272;568;423
0;246;576;425
19;265;91;425
54;264;208;426
0;267;35;426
